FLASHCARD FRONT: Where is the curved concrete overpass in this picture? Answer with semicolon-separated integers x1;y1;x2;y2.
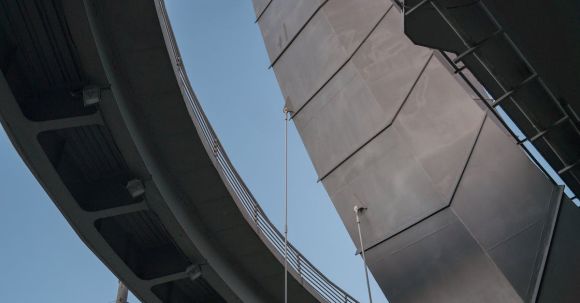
0;0;356;302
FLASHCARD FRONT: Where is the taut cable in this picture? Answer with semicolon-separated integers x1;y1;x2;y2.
355;205;373;303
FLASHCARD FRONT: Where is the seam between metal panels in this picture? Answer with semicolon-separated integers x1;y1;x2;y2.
387;0;404;12
531;187;564;303
355;205;449;255
437;51;560;185
424;1;579;198
268;0;331;68
446;111;488;207
317;51;434;183
514;188;555;301
448;206;515;286
356;108;487;254
254;0;272;23
290;3;395;119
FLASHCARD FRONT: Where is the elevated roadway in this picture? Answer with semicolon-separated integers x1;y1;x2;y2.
0;0;356;302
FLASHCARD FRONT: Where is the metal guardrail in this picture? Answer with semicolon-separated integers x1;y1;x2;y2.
399;0;579;204
155;1;359;302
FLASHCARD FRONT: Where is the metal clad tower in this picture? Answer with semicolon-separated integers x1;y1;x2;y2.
253;1;580;302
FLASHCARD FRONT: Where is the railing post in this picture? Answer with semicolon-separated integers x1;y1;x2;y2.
297;254;303;282
212;139;218;156
155;1;360;301
253;204;259;225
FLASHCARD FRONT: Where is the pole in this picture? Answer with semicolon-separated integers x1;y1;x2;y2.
283;107;290;303
116;280;128;303
355;206;373;303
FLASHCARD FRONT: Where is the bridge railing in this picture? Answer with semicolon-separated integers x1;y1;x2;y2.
155;1;359;302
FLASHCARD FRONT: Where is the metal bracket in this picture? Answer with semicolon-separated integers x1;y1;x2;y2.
186;264;202;281
82;85;102;106
126;179;145;199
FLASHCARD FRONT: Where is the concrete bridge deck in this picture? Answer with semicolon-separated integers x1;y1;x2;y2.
0;0;356;302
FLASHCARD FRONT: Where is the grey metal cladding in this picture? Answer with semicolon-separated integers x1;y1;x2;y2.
451;116;555;249
537;197;580;303
365;208;523;303
487;216;553;301
448;133;565;301
321;57;485;247
403;0;580;202
294;61;382;178
325;124;449;247
254;0;580;302
321;0;390;54
392;56;485;205
473;176;562;301
293;9;431;177
349;9;431;124
252;0;271;18
257;0;323;61
272;0;391;111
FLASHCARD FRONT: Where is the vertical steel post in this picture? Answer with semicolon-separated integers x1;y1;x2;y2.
355;206;373;303
283;107;291;303
115;281;128;303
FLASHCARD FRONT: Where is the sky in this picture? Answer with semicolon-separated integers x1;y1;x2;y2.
0;1;386;302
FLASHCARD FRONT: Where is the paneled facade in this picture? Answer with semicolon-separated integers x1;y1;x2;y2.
254;1;580;302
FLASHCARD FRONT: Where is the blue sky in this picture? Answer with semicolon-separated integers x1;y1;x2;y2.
0;1;386;302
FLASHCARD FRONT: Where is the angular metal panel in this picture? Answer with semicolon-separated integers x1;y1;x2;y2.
257;0;322;61
451;117;555;250
402;0;580;207
294;61;382;177
488;184;563;302
365;208;522;303
537;198;580;303
393;56;485;204
254;0;580;302
252;0;271;18
321;0;390;55
449;116;563;300
321;57;485;247
293;9;432;177
324;124;449;247
350;9;432;123
273;0;391;109
273;9;348;110
487;222;546;300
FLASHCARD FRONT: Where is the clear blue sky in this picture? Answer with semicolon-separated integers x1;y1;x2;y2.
0;1;387;302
